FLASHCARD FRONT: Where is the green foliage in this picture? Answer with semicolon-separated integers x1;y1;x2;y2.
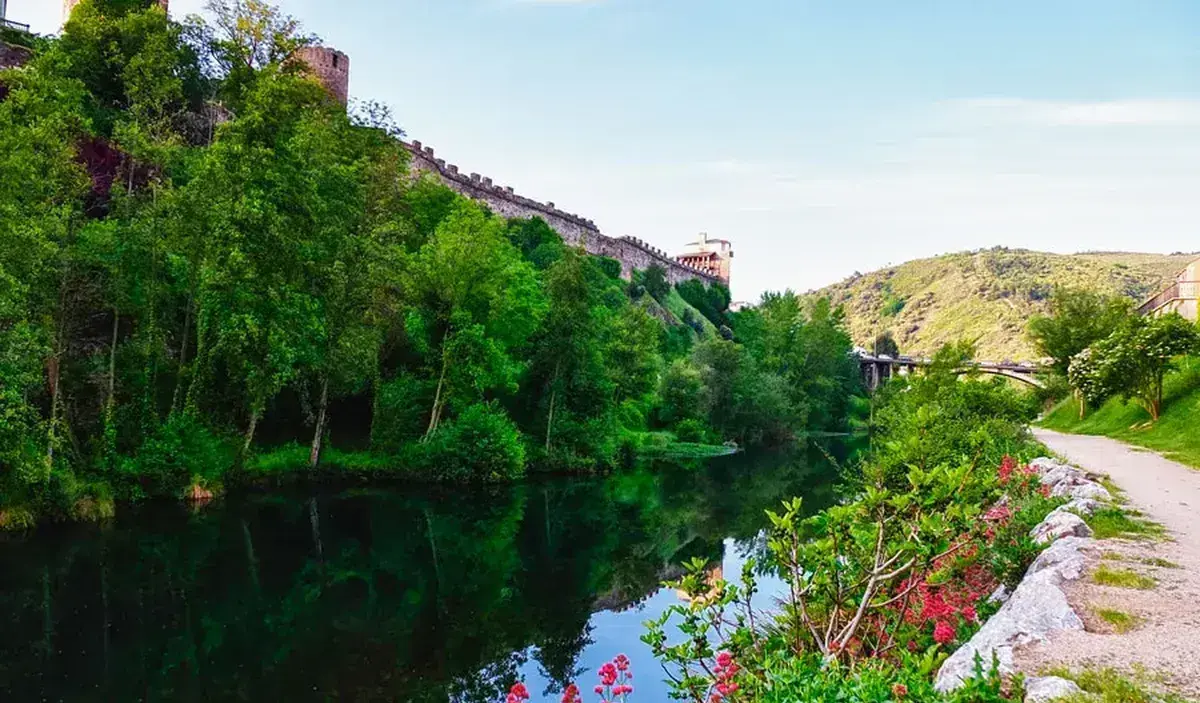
642;264;670;301
1027;287;1131;375
871;342;1040;483
873;330;900;357
1069;313;1199;420
644;372;1049;701
675;279;731;328
119;413;233;498
414;403;526;482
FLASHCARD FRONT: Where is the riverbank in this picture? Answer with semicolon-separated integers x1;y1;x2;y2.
1040;357;1200;469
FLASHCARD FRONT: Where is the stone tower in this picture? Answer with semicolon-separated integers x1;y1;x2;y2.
64;0;168;22
297;45;349;106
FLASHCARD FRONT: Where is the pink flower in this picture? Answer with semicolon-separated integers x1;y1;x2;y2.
933;620;956;645
561;683;582;703
507;682;530;703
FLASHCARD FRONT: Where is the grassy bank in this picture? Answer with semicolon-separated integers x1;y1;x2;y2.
1040;357;1200;469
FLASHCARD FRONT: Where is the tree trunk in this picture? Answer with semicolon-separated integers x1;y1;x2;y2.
242;407;260;456
308;497;324;562
309;375;329;470
545;360;562;452
425;345;450;439
107;309;119;410
172;296;193;414
242;519;261;593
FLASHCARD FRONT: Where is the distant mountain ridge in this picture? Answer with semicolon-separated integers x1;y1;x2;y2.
814;248;1198;361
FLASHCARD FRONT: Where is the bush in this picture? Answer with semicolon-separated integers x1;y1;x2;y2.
593;256;623;280
413;403;525;482
642;265;670;302
119;413;233;499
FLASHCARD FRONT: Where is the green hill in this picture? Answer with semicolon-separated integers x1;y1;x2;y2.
814;248;1196;361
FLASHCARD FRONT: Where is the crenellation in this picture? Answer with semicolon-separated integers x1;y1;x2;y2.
402;140;722;286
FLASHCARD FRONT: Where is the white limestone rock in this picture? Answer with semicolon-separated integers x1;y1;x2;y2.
1025;676;1084;702
1051;480;1112;503
1059;497;1102;516
935;538;1091;692
1028;457;1064;475
1040;465;1088;489
1031;510;1093;545
1027;536;1091;580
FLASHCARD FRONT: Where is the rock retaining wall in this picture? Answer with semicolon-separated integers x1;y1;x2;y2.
935;457;1115;701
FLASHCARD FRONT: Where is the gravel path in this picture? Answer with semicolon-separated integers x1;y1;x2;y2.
1021;429;1200;695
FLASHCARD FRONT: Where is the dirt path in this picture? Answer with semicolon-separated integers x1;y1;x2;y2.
1023;429;1200;695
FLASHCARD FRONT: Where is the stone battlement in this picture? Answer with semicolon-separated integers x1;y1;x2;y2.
404;140;721;286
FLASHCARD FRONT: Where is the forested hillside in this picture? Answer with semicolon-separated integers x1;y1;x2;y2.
816;248;1195;360
0;0;860;528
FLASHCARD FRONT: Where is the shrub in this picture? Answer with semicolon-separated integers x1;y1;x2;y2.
642;265;670;302
593;256;623;280
119;413;233;499
414;403;525;482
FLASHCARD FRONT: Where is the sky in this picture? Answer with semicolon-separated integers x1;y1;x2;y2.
10;0;1200;301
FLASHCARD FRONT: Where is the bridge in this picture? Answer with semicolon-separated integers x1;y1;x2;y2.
855;352;1044;391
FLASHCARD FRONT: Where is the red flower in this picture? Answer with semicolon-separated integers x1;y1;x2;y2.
561;683;582;703
507;682;530;703
961;605;978;622
892;682;909;698
933;620;956;645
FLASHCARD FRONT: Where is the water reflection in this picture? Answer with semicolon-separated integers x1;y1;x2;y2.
0;447;843;701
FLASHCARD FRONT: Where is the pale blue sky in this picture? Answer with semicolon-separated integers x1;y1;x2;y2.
12;0;1200;300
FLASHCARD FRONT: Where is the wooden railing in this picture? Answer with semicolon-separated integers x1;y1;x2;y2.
1139;281;1200;315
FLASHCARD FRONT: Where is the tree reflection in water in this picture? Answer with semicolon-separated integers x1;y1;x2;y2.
0;446;846;701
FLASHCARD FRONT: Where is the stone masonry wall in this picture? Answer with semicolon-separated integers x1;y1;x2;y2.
405;141;720;286
0;40;31;70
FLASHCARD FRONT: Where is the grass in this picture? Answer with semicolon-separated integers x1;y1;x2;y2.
247;444;402;477
1092;606;1142;633
1102;552;1181;569
1050;666;1192;703
1040;357;1200;469
1086;507;1167;540
1092;565;1158;590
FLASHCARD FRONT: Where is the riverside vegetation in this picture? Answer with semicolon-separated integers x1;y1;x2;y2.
499;345;1059;701
0;0;861;529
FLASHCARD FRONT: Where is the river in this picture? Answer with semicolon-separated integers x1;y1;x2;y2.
0;447;847;701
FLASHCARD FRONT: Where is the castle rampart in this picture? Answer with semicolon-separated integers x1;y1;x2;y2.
405;141;721;286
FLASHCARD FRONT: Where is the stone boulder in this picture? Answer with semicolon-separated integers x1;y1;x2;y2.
1031;510;1093;545
1025;676;1084;702
1051;480;1112;503
1028;457;1063;474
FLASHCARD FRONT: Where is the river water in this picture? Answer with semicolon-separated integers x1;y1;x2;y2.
0;447;846;701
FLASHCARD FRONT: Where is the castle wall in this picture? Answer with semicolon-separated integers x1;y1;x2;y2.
0;40;31;69
405;142;719;286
